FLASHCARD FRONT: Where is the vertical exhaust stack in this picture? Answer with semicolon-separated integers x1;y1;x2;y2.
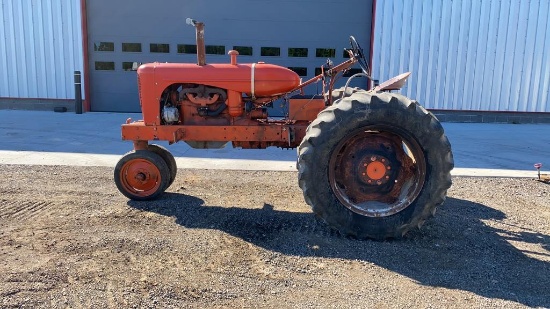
186;18;206;66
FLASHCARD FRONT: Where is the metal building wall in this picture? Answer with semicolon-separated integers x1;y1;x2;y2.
372;0;550;112
0;0;83;99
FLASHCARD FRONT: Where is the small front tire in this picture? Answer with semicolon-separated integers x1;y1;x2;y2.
114;150;170;201
147;144;177;189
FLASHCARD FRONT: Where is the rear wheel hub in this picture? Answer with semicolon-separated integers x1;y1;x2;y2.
359;155;392;185
329;127;426;217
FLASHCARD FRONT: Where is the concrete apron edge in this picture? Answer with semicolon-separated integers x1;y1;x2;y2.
0;150;545;179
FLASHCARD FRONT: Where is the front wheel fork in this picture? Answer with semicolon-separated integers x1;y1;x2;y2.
133;140;149;151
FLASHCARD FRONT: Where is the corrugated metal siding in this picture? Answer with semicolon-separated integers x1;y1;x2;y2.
372;0;550;112
0;0;83;99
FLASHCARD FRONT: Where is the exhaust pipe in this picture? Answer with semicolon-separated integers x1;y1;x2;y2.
186;18;206;66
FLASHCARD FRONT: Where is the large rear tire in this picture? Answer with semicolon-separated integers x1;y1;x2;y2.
331;86;362;103
297;91;454;239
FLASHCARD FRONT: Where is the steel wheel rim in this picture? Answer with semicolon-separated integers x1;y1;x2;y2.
328;125;426;217
119;158;162;197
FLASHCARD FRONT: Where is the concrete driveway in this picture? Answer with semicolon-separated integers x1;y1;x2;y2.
0;110;548;177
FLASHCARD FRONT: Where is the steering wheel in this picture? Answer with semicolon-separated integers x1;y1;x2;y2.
349;36;370;76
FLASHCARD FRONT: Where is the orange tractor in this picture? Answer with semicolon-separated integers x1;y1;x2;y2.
114;19;454;239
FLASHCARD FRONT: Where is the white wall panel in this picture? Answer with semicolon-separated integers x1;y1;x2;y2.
372;0;550;112
0;0;83;99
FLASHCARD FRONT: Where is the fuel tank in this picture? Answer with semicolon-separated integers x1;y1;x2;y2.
138;62;301;97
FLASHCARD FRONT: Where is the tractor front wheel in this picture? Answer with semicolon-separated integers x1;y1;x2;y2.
298;91;453;239
147;144;177;189
114;150;170;200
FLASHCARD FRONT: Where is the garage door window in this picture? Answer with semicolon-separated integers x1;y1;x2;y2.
94;42;114;52
288;48;308;57
95;61;115;70
150;43;170;53
178;44;197;54
316;48;335;58
288;67;307;76
122;43;142;52
206;45;225;55
122;62;136;71
261;47;280;57
233;46;252;56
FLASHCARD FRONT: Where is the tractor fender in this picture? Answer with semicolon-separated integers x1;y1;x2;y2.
373;72;411;91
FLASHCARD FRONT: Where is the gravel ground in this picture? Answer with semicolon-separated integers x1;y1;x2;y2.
0;165;549;308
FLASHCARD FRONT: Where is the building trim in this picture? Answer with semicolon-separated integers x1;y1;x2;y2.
80;0;91;112
431;110;550;124
368;0;377;90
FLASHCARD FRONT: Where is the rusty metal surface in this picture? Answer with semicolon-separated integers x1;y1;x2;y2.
178;101;229;126
195;22;206;66
231;141;300;149
328;128;425;217
288;97;326;121
118;157;162;197
180;85;226;105
290;57;357;94
133;140;149;151
122;122;309;145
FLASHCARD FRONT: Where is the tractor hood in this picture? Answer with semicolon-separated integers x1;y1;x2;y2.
138;62;301;97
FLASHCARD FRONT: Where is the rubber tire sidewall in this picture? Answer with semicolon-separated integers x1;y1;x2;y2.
331;86;363;103
114;150;170;201
148;144;177;189
298;91;454;239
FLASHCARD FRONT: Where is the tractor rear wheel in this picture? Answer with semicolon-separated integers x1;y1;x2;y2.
297;91;453;239
114;150;170;201
147;144;177;189
331;86;362;103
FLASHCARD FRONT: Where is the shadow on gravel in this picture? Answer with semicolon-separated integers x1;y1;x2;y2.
128;194;549;307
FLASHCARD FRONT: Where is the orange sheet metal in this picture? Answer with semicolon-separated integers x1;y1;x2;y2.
121;122;307;144
138;62;301;125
